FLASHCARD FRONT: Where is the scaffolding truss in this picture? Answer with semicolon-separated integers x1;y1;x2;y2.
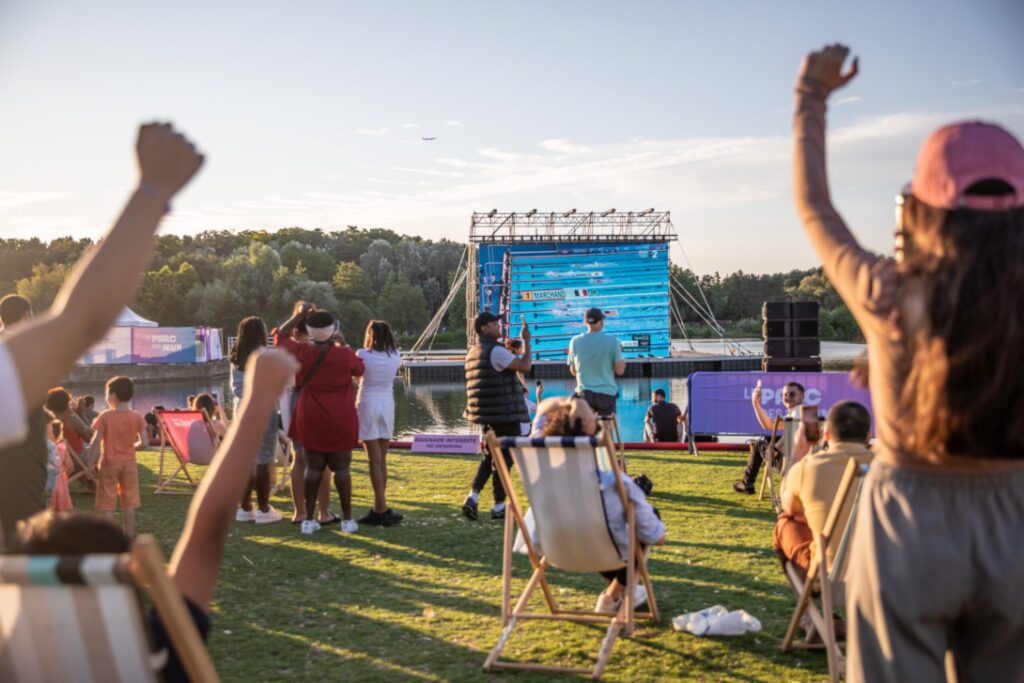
469;209;677;243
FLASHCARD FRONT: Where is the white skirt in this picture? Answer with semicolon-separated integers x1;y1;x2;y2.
357;393;395;441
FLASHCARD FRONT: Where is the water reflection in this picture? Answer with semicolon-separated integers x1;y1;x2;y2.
64;377;690;442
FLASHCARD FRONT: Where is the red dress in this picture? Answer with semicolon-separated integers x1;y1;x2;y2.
274;331;365;453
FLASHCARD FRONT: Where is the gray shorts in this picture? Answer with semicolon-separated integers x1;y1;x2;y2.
255;411;280;466
846;462;1024;683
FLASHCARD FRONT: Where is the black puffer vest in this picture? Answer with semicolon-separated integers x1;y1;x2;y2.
464;338;529;425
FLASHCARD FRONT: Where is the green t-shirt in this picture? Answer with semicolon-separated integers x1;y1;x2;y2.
567;331;624;396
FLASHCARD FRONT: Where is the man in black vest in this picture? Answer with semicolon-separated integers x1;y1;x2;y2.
461;312;532;521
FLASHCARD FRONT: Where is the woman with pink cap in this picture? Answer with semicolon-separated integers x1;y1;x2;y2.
793;44;1024;681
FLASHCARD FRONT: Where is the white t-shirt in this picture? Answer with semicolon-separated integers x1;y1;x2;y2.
0;342;28;448
490;345;517;372
356;348;403;398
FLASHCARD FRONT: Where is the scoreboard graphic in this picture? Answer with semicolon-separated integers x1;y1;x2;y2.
477;241;670;360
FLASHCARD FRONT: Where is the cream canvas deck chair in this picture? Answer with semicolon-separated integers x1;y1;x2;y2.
482;428;658;680
0;534;218;682
781;458;869;683
759;416;799;512
154;409;216;495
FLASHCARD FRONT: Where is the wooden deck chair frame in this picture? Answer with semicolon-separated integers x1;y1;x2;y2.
781;459;869;683
154;409;215;495
270;433;293;496
481;427;659;680
0;534;218;682
757;416;785;510
61;437;97;488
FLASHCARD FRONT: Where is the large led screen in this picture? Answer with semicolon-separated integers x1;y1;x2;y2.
477;241;670;360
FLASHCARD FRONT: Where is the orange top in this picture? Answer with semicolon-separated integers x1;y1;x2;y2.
92;409;146;463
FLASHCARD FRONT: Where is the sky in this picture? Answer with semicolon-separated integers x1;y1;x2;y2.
0;1;1022;274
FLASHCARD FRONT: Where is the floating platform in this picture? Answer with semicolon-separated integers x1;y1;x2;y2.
403;354;761;383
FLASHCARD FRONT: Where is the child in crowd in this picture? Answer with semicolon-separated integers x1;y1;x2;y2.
91;376;148;537
45;420;72;512
9;347;299;683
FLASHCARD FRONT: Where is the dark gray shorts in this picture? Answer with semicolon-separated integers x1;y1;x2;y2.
577;390;617;417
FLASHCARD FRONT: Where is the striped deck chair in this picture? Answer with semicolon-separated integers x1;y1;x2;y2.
781;459;869;683
154;409;216;495
0;534;218;682
482;428;658;680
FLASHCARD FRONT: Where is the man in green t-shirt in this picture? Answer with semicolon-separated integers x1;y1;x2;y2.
566;308;625;417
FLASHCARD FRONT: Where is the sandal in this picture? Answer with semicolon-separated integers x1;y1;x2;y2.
318;513;340;524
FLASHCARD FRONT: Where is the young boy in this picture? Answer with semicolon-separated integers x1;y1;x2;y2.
10;347;300;682
91;376;147;536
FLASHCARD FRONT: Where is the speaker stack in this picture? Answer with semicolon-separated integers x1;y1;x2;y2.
762;301;822;372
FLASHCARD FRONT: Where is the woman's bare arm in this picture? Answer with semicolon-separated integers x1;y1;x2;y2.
4;123;203;412
168;348;298;610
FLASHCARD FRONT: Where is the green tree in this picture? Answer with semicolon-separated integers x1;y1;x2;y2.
377;272;428;335
15;263;70;311
338;299;373;344
224;241;282;314
332;261;373;303
278;241;336;282
359;239;394;290
186;280;244;334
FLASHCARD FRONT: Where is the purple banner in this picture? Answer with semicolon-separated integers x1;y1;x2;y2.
688;371;874;435
131;327;196;364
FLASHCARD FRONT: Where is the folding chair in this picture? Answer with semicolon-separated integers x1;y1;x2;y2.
481;428;658;680
0;534;219;682
759;416;800;512
781;459;869;683
270;431;292;496
154;410;216;495
62;438;97;489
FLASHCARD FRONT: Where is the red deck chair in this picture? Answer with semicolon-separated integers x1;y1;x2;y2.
154;410;217;495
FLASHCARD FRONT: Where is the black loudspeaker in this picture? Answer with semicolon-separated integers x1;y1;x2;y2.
762;301;791;320
763;357;822;372
762;300;821;371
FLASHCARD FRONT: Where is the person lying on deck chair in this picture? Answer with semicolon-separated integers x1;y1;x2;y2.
7;347;300;683
530;396;666;614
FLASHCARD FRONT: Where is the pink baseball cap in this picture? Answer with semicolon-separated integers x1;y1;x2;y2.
911;121;1024;210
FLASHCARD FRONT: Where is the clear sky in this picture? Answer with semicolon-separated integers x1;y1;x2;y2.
1;1;1022;273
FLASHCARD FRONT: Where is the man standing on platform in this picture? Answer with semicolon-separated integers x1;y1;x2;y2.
567;308;625;417
461;312;532;521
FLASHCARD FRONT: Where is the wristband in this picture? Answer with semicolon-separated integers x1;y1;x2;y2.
136;182;171;214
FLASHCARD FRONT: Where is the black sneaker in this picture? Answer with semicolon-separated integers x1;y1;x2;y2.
491;506;506;521
357;509;385;526
732;481;755;495
461;497;478;521
381;509;404;527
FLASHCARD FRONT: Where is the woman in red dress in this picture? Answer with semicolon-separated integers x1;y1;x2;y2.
275;303;364;535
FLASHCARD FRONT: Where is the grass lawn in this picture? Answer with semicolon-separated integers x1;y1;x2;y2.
91;447;830;682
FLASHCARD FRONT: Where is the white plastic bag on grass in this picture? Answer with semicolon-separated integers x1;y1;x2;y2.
672;605;761;636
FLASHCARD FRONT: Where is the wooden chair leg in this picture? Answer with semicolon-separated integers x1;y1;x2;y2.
592;621;622;680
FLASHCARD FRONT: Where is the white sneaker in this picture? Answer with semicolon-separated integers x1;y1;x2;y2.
255;507;283;524
235;508;256;522
300;520;321;535
340;519;358;533
632;584;648;608
594;590;622;614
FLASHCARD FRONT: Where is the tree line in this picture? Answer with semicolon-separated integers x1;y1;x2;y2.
1;229;861;345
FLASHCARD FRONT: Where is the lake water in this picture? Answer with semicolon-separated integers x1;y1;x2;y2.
65;339;866;442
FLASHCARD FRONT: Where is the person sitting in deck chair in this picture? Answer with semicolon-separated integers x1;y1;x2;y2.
775;400;873;583
6;347;300;683
532;395;666;613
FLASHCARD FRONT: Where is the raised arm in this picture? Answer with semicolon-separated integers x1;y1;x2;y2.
505;316;533;373
794;45;895;324
751;381;774;430
4;124;203;413
167;348;299;610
